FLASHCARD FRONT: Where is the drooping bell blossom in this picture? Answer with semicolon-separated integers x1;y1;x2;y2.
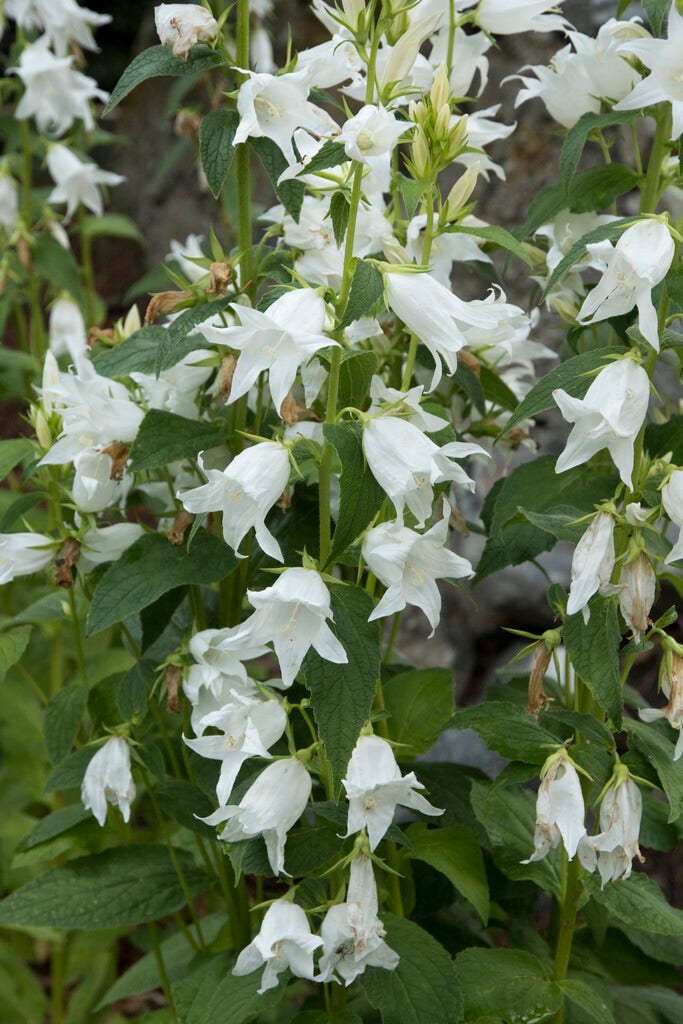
179;443;290;562
48;293;88;362
618;552;655;641
615;3;683;140
640;651;683;761
363;414;487;528
232;69;339;165
367;376;449;434
154;3;219;60
166;234;207;282
384;268;508;390
9;36;108;136
406;213;492;286
339;105;407;172
553;358;650;489
566;511;615;622
203;757;312;875
522;750;586;864
47;144;124;221
662;470;683;564
577;220;674;351
130;346;214;422
4;0;111;55
184;693;287;805
71;447;127;513
467;0;569;35
343;734;442;850
317;854;399;985
233;900;323;993
199;290;335;414
183;626;271;735
0;532;53;585
362;501;473;635
81;736;136;826
0;174;19;236
296;33;364;89
79;523;144;572
233;568;347;688
578;771;643;886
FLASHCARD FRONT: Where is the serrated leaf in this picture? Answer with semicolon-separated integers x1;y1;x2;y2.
251;136;305;221
199;108;239;197
337;259;385;331
303;584;381;790
330;190;351;248
397;174;428;219
204;961;285;1024
87;530;236;635
560;111;640;192
383;667;454;755
518;505;592;544
562;594;623;728
44;684;88;764
93;326;202;377
446;224;531;265
0;845;208;930
154;295;233;376
44;745;97;793
156;779;215;837
585;871;683;935
541;219;635;300
479;364;519;413
645;414;683;463
171;951;233;1023
497;347;626;439
454;948;561;1024
16;804;91;852
229;823;341;879
361;914;464;1024
118;659;156;720
519;165;639;238
643;0;669;36
297;139;346;175
0;438;35;480
0;625;32;683
337;349;377;409
406;822;489;923
129;409;224;472
104;45;229;115
558;979;616;1023
623;719;683;822
450;701;557;764
323;421;385;563
33;236;85;306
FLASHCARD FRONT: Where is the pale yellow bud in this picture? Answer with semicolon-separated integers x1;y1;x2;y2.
430;63;450;112
449;113;469;153
445;162;480;220
122;304;142;338
409;99;426;125
434;103;451;142
342;0;365;29
34;408;52;450
411;128;430;178
381;236;410;265
549;295;579;322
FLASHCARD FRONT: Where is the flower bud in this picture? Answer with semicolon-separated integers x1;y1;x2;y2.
444;162;480;221
145;290;193;325
342;0;366;30
430;63;450;111
433;102;452;142
449;113;469;153
33;407;52;450
411;127;430;178
618;552;655;640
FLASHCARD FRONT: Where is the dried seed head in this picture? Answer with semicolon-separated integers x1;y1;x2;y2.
166;508;195;546
145;290;193;325
55;538;81;589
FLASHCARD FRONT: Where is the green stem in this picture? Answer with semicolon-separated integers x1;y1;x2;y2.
68;587;86;683
51;938;66;1024
551;853;582;1022
19;119;45;358
148;921;177;1016
319;345;342;566
640;108;671;214
236;0;254;301
77;204;98;325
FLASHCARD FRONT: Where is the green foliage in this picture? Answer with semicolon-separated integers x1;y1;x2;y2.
0;626;32;683
330;190;351;247
104;45;229;114
251;136;305;221
585;872;683;935
446;224;532;265
43;684;87;764
129;409;225;472
338;259;386;330
560;111;640;192
450;701;557;764
406;823;489;923
80;213;145;243
623;720;683;821
643;0;670;35
383;667;454;755
0;439;35;480
323;422;385;563
562;595;623;728
199;109;239;198
454;948;562;1023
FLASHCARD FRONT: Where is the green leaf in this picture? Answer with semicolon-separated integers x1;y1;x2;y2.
129;409;224;472
171;951;233;1023
479;364;519;413
585;871;683;935
103;45;229;115
81;213;145;244
337;349;377;409
44;745;97;793
323;421;385;563
93;326;202;377
199;109;239;197
204;960;285;1024
297;139;346;175
470;779;562;897
32;236;85;306
0;625;32;683
0;491;46;532
338;259;385;331
154;295;233;376
558;979;616;1024
43;684;88;764
383;668;454;755
497;347;626;439
447;224;531;266
562;595;623;728
518;505;593;544
87;530;236;635
330;190;351;248
156;778;215;837
16;804;91;852
454;948;561;1024
518;165;640;238
0;438;35;480
623;719;683;822
560;111;640;192
406;822;489;923
645;414;683;463
397;174;428;219
229;822;341;879
0;845;208;930
643;0;669;36
251;136;305;221
303;584;381;790
541;219;635;300
118;659;155;719
450;701;558;764
361;914;464;1024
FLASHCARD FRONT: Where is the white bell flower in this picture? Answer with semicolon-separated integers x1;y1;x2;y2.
553;358;650;489
615;2;683;140
339;105;407;169
9;36;108;136
317;853;399;985
79;523;144;572
166;234;206;282
204;756;312;875
233;69;339;166
662;470;683;564
578;770;643;886
154;4;219;60
522;750;586;864
362;501;473;635
640;651;683;761
566;511;615;621
179;443;290;562
363;414;487;527
367;376;449;434
47;143;124;221
184;693;287;805
0;174;19;236
343;734;442;850
200;289;334;414
577;220;675;351
296;34;363;89
81;736;136;826
48;294;87;362
183;626;271;735
468;0;569;35
0;532;53;585
71;447;126;513
233;899;323;993
5;0;110;56
233;568;347;688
